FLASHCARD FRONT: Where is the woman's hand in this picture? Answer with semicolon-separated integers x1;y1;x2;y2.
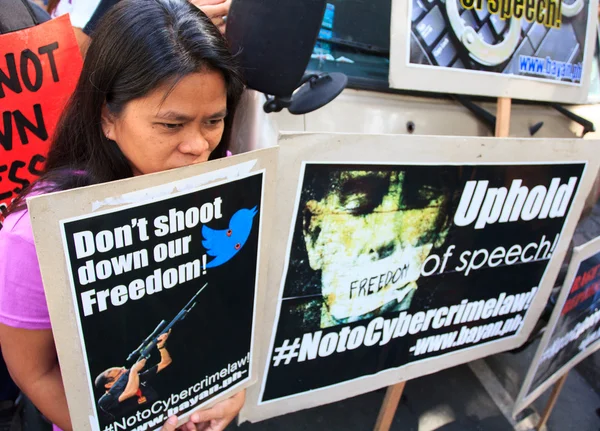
160;416;180;431
178;390;246;431
189;0;231;33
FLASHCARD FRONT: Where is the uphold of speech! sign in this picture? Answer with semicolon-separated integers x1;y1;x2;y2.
0;15;82;216
514;235;600;415
27;150;276;431
239;134;600;423
389;0;599;102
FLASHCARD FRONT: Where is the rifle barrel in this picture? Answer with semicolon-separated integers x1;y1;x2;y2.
126;283;208;363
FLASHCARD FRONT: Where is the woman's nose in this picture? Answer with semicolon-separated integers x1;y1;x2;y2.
180;132;209;155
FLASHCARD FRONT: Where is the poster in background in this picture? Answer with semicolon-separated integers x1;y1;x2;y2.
389;0;598;102
27;151;276;431
514;236;600;415
240;134;600;423
0;15;82;215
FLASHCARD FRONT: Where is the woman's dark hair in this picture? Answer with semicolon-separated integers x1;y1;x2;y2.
6;0;244;215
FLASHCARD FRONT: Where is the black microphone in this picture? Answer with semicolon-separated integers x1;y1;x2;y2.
226;0;347;114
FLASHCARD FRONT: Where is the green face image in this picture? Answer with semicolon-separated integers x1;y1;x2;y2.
301;169;452;328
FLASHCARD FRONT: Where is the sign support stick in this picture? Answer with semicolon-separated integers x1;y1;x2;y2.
535;373;568;431
495;97;512;137
373;381;406;431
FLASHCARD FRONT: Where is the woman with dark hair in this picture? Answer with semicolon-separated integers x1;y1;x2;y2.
0;0;245;430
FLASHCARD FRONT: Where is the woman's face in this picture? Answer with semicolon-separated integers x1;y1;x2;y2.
103;70;228;176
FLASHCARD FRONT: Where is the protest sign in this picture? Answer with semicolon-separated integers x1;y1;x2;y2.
0;15;82;216
514;235;600;415
389;0;598;102
27;149;276;431
240;134;600;423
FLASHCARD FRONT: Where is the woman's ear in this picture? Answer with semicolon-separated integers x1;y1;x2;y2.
101;103;116;141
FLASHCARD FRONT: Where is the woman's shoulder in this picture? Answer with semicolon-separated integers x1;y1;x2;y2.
0;208;51;330
1;180;63;244
1;209;35;246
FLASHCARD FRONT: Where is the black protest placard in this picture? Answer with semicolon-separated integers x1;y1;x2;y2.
526;240;600;398
60;173;263;431
259;162;584;403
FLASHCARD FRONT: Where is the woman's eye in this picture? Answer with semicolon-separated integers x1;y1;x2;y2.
161;123;183;130
206;118;224;127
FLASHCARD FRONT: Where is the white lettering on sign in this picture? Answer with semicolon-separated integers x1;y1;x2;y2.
454;177;577;229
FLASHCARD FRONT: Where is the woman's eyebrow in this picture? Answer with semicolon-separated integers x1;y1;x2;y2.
155;111;194;121
206;109;228;119
155;109;228;121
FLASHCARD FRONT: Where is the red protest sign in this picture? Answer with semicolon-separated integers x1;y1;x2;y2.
0;14;82;212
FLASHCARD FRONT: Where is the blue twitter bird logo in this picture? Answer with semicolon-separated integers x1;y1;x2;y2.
202;206;258;268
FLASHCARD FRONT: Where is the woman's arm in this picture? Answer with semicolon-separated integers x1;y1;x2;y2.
0;324;72;430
